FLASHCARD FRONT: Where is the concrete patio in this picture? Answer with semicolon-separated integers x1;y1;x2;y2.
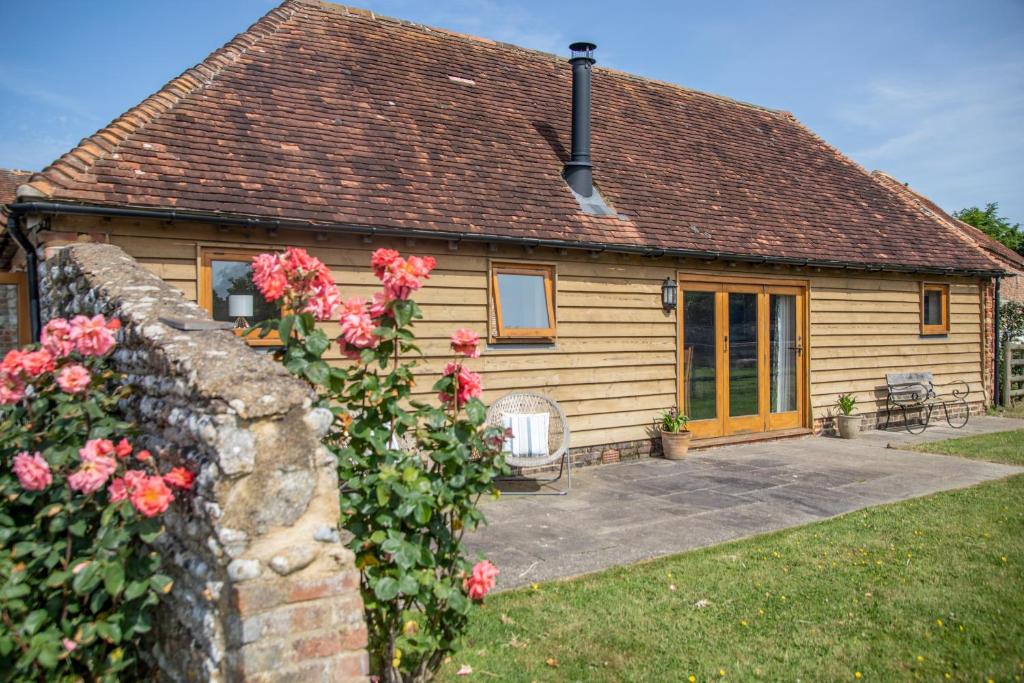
466;416;1024;589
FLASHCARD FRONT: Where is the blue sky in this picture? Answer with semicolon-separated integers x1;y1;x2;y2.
1;0;1021;222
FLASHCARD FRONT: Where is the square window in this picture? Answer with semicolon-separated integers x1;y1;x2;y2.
200;248;283;345
490;263;556;340
920;283;949;335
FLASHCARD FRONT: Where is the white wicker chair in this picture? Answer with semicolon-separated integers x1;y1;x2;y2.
486;391;571;496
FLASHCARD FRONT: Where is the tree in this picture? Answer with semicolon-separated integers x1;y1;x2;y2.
953;203;1024;254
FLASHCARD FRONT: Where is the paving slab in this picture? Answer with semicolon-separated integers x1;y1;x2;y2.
465;416;1024;589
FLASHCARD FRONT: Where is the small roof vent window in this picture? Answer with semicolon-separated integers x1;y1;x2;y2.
448;75;476;85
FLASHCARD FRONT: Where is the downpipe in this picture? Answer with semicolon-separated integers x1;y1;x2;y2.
5;210;41;341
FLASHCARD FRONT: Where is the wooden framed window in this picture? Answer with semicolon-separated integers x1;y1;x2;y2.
920;283;949;335
199;247;282;346
490;262;556;341
0;272;30;355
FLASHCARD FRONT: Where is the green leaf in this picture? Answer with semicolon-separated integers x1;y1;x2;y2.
279;315;295;342
123;580;149;602
398;574;419;596
464;398;486;424
150;574;174;594
104;563;125;598
96;620;122;644
22;609;48;635
304;361;330;386
373;576;399;601
305;329;331;357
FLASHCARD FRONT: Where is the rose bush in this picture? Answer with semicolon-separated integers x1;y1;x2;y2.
0;315;193;681
251;247;509;682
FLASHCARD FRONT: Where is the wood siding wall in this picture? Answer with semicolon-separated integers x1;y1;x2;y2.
45;215;988;447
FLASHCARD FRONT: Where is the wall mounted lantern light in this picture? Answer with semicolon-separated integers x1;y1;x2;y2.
661;276;678;312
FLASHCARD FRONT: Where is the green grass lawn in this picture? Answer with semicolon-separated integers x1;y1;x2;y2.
440;475;1024;682
911;429;1024;466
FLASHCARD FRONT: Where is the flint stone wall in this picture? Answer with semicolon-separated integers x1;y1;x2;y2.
42;243;368;682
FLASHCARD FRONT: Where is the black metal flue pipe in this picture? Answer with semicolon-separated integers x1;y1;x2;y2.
564;41;597;198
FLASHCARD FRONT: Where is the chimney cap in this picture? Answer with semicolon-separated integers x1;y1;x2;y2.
569;42;597;61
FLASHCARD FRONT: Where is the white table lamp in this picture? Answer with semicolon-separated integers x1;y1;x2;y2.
228;294;254;328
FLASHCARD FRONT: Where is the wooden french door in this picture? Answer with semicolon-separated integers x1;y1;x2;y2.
678;277;807;439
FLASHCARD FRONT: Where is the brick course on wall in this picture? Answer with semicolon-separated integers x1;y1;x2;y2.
42;243;368;683
812;400;984;437
0;282;20;355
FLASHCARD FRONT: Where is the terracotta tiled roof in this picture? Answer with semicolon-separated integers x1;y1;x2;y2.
1;169;31;209
872;171;1024;272
20;0;1003;274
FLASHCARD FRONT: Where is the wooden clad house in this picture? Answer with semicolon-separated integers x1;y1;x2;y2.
1;0;1010;460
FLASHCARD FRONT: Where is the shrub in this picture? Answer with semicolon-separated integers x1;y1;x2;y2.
0;315;193;681
251;247;509;682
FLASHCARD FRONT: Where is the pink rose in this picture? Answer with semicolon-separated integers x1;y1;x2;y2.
0;371;25;405
135;450;152;462
130;475;174;517
114;438;132;458
163;467;195;491
464;560;499;600
56;364;91;394
252;253;287;302
69;315;117;357
438;362;483;408
109;468;148;504
450;328;481;358
67;439;118;494
380;254;436;301
282;246;323;275
20;349;55;378
303;274;341;321
107;477;129;502
80;438;115;460
338;298;379;350
12;451;52;491
0;349;27;376
371;248;401;279
369;290;394;318
62;638;77;652
41;318;75;357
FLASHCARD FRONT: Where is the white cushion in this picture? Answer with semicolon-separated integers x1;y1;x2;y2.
501;413;550;457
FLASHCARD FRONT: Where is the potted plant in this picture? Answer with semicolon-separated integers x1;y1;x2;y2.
658;407;691;459
835;393;860;439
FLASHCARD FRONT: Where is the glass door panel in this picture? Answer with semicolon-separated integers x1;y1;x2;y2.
681;289;721;438
768;289;804;430
727;292;759;417
770;294;797;413
724;289;763;435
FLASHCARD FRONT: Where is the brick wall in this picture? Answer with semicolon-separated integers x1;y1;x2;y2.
0;281;20;355
813;400;984;436
42;243;368;682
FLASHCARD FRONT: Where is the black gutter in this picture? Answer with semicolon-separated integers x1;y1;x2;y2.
8;200;1009;279
5;208;41;341
994;275;1002;406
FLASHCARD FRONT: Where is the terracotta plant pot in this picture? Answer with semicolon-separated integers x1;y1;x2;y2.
660;429;692;460
836;414;861;439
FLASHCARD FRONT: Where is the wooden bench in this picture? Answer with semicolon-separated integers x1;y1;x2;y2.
883;372;970;434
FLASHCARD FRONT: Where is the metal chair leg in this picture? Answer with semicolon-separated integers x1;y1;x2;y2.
496;452;570;496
